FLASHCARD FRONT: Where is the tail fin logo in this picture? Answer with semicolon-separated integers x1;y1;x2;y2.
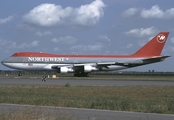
157;34;166;43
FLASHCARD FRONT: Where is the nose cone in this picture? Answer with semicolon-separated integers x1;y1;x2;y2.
1;59;10;67
1;59;5;65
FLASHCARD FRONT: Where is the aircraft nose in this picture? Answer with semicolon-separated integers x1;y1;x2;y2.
1;59;5;65
1;59;9;67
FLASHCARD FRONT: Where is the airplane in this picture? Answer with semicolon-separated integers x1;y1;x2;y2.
1;32;170;77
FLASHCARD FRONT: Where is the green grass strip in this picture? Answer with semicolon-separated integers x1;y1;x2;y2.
0;86;174;114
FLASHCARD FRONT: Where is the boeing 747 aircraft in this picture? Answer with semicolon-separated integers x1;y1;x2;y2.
1;32;170;77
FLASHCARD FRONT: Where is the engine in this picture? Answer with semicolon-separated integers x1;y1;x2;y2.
57;65;97;73
58;67;74;73
84;65;97;72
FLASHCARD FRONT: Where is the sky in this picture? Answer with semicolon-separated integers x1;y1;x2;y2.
0;0;174;71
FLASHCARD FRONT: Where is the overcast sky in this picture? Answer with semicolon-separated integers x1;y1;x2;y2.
0;0;174;71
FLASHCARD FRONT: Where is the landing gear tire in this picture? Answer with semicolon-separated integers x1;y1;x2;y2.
18;72;22;76
74;72;89;77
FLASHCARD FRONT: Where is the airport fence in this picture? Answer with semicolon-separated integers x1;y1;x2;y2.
0;70;174;77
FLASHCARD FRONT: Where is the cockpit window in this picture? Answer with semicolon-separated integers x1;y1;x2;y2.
11;53;17;56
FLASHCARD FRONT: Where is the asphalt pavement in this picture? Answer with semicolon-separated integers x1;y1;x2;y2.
0;78;174;86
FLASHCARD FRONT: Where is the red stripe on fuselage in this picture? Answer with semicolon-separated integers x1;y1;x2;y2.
11;52;154;58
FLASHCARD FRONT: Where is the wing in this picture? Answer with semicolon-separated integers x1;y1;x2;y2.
50;56;170;73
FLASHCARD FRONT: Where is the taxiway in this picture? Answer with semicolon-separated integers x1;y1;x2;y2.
0;78;174;86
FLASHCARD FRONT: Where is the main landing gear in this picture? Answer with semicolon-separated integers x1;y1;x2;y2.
74;72;89;77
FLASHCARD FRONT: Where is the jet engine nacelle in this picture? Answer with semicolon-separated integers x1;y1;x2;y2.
84;65;97;72
59;67;74;73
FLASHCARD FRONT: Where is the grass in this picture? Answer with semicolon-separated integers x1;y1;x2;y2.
0;107;76;120
0;86;174;114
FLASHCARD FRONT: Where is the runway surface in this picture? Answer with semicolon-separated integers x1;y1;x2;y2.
0;78;174;86
0;78;174;120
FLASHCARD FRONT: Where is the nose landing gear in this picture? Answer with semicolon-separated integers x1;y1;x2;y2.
18;72;22;76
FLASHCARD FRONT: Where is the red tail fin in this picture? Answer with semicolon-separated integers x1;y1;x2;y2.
132;32;169;57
